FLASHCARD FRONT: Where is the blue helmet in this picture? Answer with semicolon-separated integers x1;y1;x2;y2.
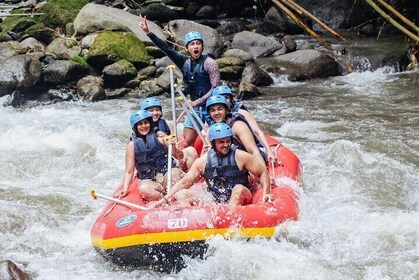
184;31;203;47
208;123;233;142
140;97;162;111
206;95;229;112
213;85;234;97
130;110;152;130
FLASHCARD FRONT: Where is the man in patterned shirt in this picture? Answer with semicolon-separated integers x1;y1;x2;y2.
139;16;221;148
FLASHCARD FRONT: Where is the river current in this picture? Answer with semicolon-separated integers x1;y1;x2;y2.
0;37;418;279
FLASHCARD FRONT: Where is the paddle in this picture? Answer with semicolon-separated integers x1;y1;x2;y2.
175;85;207;130
167;65;178;141
91;189;149;211
177;97;209;146
166;65;179;193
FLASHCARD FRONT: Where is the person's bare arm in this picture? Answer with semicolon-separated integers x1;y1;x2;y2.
239;109;276;162
152;157;205;207
115;141;135;197
236;150;273;202
232;121;266;166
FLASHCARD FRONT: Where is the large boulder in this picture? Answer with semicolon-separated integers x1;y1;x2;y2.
73;3;166;44
166;19;223;58
232;31;283;59
37;0;89;30
241;63;273;86
86;31;150;70
42;60;87;84
76;75;106;102
256;49;340;81
0;55;42;97
102;59;138;88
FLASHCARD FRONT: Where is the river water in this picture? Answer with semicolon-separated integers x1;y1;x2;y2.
0;36;418;279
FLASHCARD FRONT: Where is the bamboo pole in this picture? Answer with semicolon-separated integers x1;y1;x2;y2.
282;0;346;41
271;0;331;49
374;0;419;34
365;0;419;42
1;13;45;17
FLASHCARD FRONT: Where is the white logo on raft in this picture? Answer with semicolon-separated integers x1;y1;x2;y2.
168;218;188;229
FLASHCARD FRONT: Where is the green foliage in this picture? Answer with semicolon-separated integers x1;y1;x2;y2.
38;0;89;29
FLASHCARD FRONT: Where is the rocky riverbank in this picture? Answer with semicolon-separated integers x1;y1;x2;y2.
0;0;415;107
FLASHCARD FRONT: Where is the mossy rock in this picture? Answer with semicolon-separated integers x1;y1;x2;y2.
0;32;12;42
72;55;89;69
87;31;150;70
141;3;180;22
25;23;55;44
38;0;89;30
0;9;37;33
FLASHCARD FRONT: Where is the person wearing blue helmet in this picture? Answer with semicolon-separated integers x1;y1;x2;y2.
140;97;171;135
212;85;276;163
140;97;198;171
115;110;185;201
152;123;273;207
205;95;267;167
139;15;220;148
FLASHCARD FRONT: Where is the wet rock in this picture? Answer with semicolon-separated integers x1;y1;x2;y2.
238;81;263;100
47;88;75;101
76;75;106;101
45;37;80;60
0;55;42;97
138;65;157;78
3;90;27;107
102;59;138;88
105;87;131;99
241;63;273;87
140;3;181;22
80;33;99;49
256;49;340;81
0;259;32;280
184;2;200;18
42;60;87;84
217;56;245;80
223;49;254;63
264;6;287;34
73;3;167;44
0;42;19;58
232;31;283;59
24;23;55;44
139;79;164;96
19;37;46;53
156;67;182;91
196;5;215;19
145;45;166;59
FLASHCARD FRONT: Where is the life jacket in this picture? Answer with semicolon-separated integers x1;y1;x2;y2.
132;132;176;180
204;145;249;203
154;118;170;135
232;101;247;113
227;113;267;163
183;55;211;102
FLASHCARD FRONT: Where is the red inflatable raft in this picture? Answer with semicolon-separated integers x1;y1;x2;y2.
91;135;302;270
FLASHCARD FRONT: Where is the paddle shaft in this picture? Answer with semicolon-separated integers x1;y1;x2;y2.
166;143;173;193
167;65;178;142
176;87;207;130
177;99;209;145
91;190;149;211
